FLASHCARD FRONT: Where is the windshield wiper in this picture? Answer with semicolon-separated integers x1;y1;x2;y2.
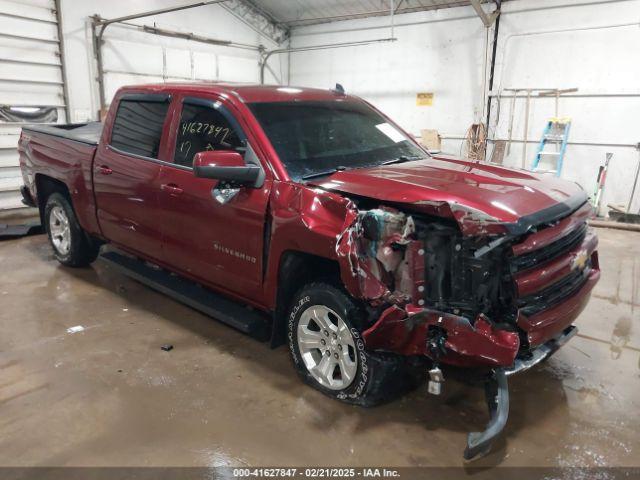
301;166;347;180
381;155;425;166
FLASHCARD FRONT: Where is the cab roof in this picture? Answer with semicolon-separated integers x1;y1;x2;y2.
117;82;356;104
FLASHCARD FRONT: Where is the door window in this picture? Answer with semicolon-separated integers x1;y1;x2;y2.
174;102;243;168
111;98;170;158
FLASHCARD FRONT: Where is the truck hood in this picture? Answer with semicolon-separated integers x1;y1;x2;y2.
310;154;589;236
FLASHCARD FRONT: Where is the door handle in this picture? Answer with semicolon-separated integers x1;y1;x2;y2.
97;165;113;175
161;183;183;195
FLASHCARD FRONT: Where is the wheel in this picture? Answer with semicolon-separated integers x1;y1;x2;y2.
44;192;99;267
287;282;424;407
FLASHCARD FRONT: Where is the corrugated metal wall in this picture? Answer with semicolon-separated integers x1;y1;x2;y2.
0;0;67;213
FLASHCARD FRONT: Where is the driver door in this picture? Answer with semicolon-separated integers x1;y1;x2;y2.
158;95;270;303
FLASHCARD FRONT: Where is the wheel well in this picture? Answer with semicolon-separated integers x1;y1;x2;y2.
35;174;70;223
270;250;341;348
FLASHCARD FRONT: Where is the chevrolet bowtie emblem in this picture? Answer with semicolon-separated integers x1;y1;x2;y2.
571;249;589;270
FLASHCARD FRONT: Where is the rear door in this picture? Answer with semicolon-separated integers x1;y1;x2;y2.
93;93;172;262
157;94;271;303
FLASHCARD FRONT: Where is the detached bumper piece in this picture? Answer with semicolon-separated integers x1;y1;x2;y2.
463;326;578;460
464;369;509;461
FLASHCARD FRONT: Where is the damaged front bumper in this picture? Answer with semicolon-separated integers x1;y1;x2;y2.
331;199;598;460
363;306;521;368
505;325;577;377
464;325;578;460
363;303;582;460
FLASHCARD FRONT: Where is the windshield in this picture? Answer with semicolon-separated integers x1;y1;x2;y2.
248;100;428;181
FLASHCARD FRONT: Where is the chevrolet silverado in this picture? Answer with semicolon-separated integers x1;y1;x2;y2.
18;83;600;459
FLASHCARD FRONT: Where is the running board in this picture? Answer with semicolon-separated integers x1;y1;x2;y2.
100;251;270;341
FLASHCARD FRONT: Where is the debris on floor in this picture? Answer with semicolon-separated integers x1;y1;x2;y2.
66;325;85;334
161;344;174;352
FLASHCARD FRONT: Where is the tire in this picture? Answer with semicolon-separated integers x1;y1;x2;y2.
44;192;99;267
287;282;424;407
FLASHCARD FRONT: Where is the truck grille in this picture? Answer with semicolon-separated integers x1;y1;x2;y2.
509;212;592;318
516;261;591;316
511;223;587;272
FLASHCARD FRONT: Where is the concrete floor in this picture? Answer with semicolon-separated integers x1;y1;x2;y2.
0;227;638;469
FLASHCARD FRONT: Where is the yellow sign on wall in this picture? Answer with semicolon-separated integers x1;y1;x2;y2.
416;92;434;106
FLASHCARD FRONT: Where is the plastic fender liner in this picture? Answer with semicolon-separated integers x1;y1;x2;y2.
464;368;509;460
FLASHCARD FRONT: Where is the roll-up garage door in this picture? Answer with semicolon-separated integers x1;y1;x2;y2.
0;0;68;214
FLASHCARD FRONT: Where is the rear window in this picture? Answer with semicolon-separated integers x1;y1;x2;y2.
111;98;170;158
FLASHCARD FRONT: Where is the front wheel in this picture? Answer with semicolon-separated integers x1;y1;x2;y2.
44;193;99;267
287;282;424;406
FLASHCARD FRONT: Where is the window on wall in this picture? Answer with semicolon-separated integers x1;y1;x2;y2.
111;98;170;158
174;102;243;168
0;106;58;123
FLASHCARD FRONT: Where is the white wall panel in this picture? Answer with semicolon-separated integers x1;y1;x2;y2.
11;0;55;9
165;47;192;79
0;16;58;41
104;72;165;103
0;0;56;21
192;51;217;80
0;78;63;105
60;0;288;121
0;62;63;83
0;149;19;165
218;54;258;82
289;6;486;141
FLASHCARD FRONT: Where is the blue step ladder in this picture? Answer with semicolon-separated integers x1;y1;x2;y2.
531;118;571;177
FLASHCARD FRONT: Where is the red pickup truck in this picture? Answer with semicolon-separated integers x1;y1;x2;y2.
18;83;599;459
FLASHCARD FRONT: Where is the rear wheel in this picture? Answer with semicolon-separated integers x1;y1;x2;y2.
44;193;99;267
287;282;424;406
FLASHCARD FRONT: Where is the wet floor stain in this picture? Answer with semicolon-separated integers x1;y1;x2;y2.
0;228;638;468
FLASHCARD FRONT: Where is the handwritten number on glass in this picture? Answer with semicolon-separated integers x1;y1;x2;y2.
180;122;230;144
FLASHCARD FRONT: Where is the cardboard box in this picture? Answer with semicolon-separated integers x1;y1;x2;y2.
420;129;441;151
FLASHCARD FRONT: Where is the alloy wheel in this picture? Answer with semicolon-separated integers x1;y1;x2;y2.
49;205;71;255
297;304;358;390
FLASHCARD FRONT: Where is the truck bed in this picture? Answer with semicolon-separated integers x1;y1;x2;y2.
22;122;103;146
19;122;102;237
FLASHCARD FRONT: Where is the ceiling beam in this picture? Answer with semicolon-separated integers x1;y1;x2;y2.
469;0;500;27
221;0;289;44
283;1;481;27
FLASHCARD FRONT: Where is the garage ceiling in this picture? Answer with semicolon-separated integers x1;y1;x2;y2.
248;0;501;27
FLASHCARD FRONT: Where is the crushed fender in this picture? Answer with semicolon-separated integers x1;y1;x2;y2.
336;206;423;305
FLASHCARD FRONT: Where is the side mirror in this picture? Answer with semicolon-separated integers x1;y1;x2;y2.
193;150;261;187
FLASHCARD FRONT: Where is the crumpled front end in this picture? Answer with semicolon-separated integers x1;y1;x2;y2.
331;197;599;460
334;199;599;370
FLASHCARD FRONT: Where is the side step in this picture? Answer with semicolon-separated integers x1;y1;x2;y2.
100;251;270;341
